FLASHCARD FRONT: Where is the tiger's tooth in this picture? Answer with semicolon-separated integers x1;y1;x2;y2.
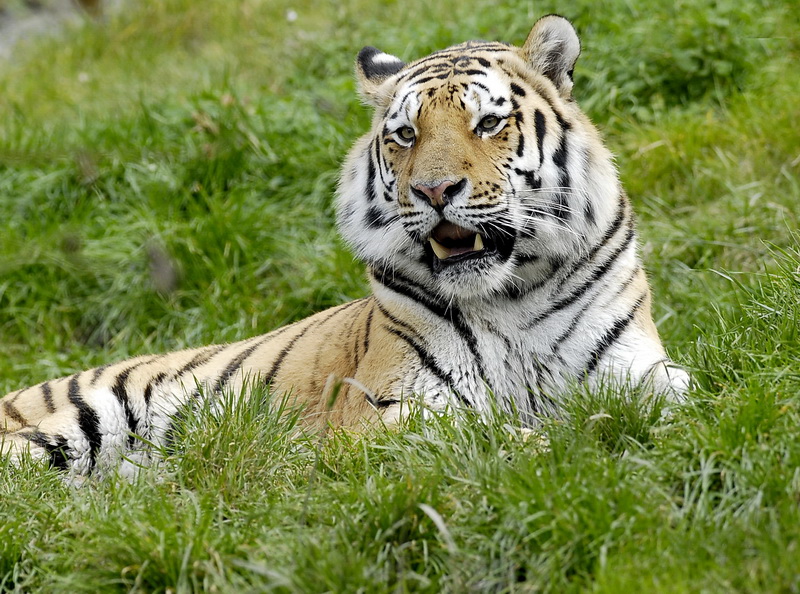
473;233;484;251
429;237;450;260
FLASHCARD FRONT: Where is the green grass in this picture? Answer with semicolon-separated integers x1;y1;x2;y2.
1;0;799;590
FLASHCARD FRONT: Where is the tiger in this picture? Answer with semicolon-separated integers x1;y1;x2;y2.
0;15;689;478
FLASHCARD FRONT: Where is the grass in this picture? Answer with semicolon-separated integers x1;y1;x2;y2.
0;0;798;590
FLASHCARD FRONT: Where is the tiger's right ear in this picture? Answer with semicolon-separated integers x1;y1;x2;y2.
356;46;406;106
522;15;581;98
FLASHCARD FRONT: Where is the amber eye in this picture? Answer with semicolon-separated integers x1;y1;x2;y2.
396;126;416;143
477;115;501;132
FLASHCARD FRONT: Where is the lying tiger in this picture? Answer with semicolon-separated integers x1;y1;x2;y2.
1;15;688;477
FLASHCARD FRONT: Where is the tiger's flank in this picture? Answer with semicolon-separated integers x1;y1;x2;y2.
0;15;688;478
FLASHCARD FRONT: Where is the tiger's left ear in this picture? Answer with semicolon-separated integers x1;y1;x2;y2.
355;46;406;106
522;15;581;98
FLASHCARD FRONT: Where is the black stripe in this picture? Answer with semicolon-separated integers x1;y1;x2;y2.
374;300;421;338
374;270;458;329
373;135;392;198
371;269;488;382
514;167;541;190
525;225;636;328
174;344;226;379
384;90;416;125
525;79;569;131
45;436;70;470
555;196;629;292
576;148;596;227
364;205;397;229
395;90;416;112
465;202;506;211
584;200;596;226
553;106;572;131
550;128;571;222
534;109;546;167
348;298;372;371
262;329;313;387
362;303;374;357
515;250;540;265
371;268;447;317
510;82;526;97
3;400;26;425
553;225;635;311
365;147;378;202
400;64;436;84
23;431;70;471
374;300;420;340
409;73;451;86
400;59;460;84
263;300;366;386
41;381;55;413
374;398;401;409
213;335;272;393
583;293;647;378
397;45;511;84
91;364;110;386
383;326;471;408
373;135;387;187
551;266;640;355
111;364;144;448
454;69;488;77
67;374;102;469
469;81;491;94
143;371;168;406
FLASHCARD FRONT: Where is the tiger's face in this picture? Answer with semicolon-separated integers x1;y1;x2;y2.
382;67;521;288
337;16;619;301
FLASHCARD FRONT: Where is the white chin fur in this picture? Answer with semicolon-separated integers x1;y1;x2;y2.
429;261;515;302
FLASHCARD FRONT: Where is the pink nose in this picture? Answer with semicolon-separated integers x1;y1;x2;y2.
413;180;454;204
411;180;456;207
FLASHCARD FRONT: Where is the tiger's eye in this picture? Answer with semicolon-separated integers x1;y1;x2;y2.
478;115;500;131
397;126;415;141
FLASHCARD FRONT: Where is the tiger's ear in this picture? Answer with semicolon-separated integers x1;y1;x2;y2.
521;15;581;98
356;46;406;106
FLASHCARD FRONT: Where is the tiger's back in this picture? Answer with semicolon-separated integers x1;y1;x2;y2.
1;297;426;474
1;15;688;478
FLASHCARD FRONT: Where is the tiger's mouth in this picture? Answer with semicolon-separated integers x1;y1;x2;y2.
428;221;485;261
424;221;515;273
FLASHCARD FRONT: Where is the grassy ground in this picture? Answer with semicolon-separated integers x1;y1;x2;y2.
0;0;798;591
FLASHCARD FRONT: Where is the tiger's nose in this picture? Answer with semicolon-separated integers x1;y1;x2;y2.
410;178;467;209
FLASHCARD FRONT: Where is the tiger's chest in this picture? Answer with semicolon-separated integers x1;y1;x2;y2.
395;298;580;419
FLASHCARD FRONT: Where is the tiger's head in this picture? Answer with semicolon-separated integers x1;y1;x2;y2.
337;15;621;301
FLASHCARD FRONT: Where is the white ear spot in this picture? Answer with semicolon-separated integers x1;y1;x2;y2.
372;52;404;67
355;46;406;106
